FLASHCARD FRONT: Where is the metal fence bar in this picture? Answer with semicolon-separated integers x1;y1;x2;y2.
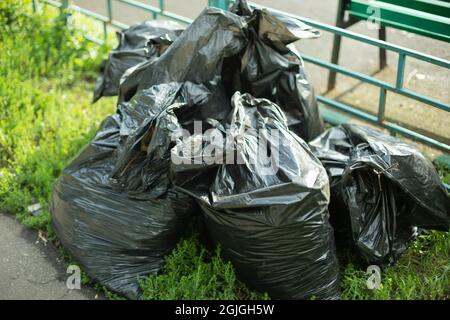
378;88;387;124
43;0;129;27
103;0;112;40
396;53;406;89
106;0;113;21
318;96;449;151
243;0;450;152
319;96;379;123
246;1;450;69
42;0;62;7
114;0;192;24
34;0;450;68
34;0;450;152
301;54;450;112
210;0;231;9
60;0;68;12
239;0;449;151
60;0;69;24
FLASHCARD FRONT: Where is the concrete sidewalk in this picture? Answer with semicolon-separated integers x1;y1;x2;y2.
0;214;101;300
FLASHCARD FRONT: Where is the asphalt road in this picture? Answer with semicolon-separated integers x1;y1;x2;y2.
0;214;101;300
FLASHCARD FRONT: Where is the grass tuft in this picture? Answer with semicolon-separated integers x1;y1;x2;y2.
140;233;269;300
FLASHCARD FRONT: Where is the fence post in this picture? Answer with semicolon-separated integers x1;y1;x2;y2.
60;0;69;25
396;53;406;89
106;0;113;22
104;0;113;40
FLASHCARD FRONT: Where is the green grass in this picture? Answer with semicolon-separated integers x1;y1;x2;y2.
140;233;269;300
341;230;450;299
0;0;448;300
0;1;114;235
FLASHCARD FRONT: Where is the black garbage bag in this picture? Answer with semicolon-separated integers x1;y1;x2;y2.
51;81;205;299
118;5;324;141
93;20;184;102
53;5;328;299
170;92;340;299
225;0;324;141
309;124;450;264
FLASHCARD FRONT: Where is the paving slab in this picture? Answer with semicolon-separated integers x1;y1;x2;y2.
0;214;102;300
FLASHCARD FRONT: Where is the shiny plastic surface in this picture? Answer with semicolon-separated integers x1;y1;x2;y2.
171;92;340;299
310;124;450;264
93;20;184;102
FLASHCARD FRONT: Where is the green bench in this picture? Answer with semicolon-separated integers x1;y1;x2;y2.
328;0;450;90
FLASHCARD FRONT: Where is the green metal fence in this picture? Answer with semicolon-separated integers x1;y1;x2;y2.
32;0;450;153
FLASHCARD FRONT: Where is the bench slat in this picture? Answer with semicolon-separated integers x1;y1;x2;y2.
350;1;450;42
377;0;450;18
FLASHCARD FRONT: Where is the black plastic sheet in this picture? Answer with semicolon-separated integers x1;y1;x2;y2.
52;82;202;299
93;20;184;102
118;5;324;142
53;4;332;299
171;92;340;299
309;124;450;264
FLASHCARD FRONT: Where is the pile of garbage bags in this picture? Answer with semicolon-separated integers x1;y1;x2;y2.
51;0;449;299
309;124;450;264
